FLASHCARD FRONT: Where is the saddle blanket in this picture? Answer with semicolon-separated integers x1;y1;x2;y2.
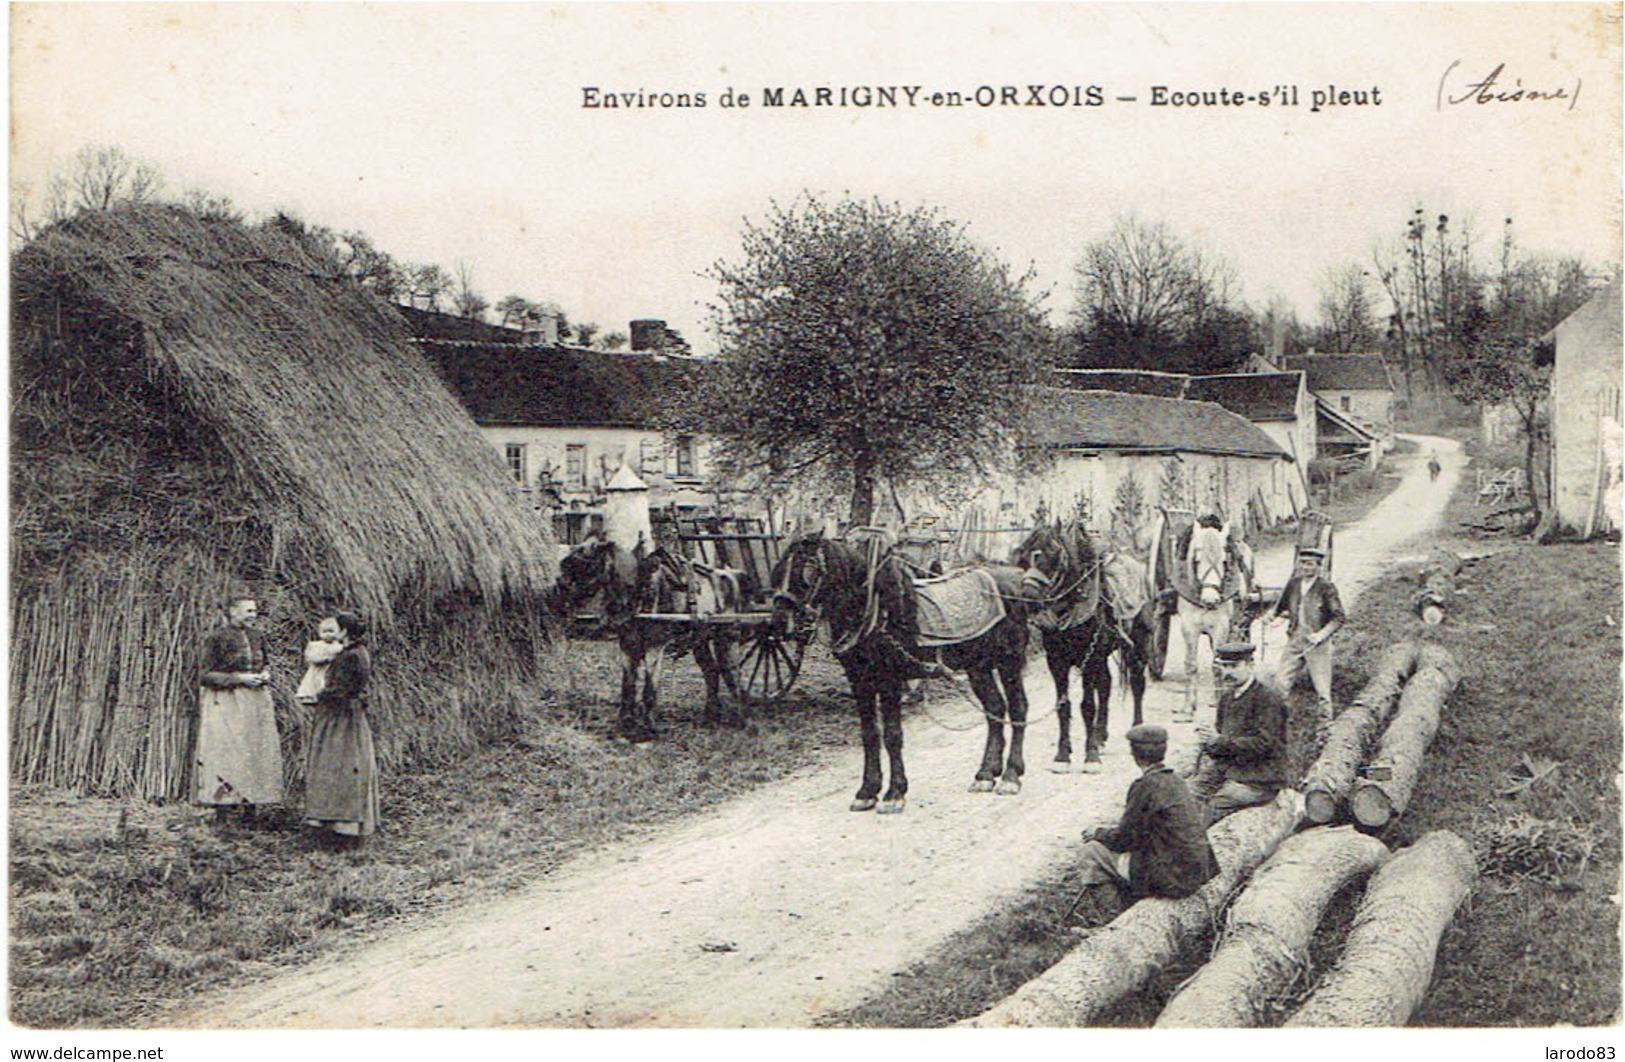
914;568;1006;647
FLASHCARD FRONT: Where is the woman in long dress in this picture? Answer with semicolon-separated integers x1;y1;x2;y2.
196;593;283;820
303;611;379;844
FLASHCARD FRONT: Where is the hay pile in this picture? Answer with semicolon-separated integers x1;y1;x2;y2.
11;204;559;798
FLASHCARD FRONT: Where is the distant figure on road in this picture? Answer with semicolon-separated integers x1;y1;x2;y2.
1071;724;1218;929
1428;452;1442;482
1195;642;1288;824
1269;546;1345;728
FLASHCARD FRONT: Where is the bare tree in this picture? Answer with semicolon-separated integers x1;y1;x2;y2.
1314;263;1381;352
1070;213;1251;372
407;263;454;312
69;144;163;211
452;260;489;320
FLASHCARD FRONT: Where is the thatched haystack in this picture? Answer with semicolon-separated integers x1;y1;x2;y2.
11;204;559;798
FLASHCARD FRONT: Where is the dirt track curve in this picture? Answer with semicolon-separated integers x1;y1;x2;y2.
182;436;1463;1028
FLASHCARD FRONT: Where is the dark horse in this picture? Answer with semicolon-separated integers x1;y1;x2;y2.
771;532;1032;813
550;537;746;741
1011;521;1150;773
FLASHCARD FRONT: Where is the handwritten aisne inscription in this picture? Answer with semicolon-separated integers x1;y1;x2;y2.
1438;60;1581;111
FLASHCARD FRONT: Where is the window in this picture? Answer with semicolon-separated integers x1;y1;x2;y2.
641;437;663;477
1339;394;1352;412
505;443;527;485
565;444;586;486
675;435;695;479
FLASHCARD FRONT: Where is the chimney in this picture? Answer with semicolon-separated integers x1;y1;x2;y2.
630;318;667;353
522;312;559;346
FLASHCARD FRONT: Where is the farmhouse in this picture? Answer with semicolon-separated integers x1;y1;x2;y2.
410;314;722;544
1055;366;1316;475
10;205;559;799
927;388;1301;555
1542;276;1623;539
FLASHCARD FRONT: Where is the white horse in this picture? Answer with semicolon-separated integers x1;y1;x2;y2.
1175;519;1253;721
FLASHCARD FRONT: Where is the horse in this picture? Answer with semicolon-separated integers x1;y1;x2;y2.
1172;515;1255;721
771;532;1033;813
1011;521;1150;773
549;536;747;741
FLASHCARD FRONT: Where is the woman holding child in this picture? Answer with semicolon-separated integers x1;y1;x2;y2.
302;611;380;844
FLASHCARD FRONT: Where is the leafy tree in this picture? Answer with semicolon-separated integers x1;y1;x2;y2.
601;330;629;351
573;321;600;348
407;263;454;312
1067;213;1252;372
691;195;1050;525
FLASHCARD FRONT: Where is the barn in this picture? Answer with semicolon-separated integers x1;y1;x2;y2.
908;388;1301;558
10;205;559;799
1543;276;1623;539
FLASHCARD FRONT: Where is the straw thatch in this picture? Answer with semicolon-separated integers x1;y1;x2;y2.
11;204;560;798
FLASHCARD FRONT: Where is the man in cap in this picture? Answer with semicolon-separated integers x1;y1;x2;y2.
1071;723;1219;928
1269;545;1345;728
1195;641;1289;824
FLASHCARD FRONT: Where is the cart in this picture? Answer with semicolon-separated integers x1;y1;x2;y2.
647;514;813;705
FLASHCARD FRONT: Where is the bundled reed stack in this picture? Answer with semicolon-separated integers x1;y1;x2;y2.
1285;830;1477;1026
961;790;1303;1028
1154;826;1390;1027
11;204;559;799
1350;645;1461;830
1302;642;1421;824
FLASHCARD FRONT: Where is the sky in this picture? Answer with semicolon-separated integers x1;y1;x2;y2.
9;2;1622;352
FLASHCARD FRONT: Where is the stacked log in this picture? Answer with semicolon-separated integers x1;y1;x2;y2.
1350;645;1461;830
1413;550;1463;626
1285;831;1477;1026
960;790;1303;1027
1155;826;1391;1027
1302;642;1421;824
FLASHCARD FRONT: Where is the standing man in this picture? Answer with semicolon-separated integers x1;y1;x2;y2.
1195;642;1289;824
1071;724;1219;928
1269;545;1345;729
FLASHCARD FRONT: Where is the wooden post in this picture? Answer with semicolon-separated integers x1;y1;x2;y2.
960;791;1304;1028
1302;642;1420;824
1350;645;1461;830
1155;827;1391;1027
1285;831;1477;1026
1413;549;1462;626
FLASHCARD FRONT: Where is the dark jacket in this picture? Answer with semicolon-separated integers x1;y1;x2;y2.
1208;678;1288;789
1271;576;1345;636
314;642;371;713
1096;764;1220;898
200;625;268;689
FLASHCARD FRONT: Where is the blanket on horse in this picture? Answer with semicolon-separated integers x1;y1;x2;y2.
913;568;1007;647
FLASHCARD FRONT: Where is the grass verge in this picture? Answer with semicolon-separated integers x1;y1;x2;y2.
9;642;855;1028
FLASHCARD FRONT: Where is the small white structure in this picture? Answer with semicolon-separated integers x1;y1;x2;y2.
602;464;654;553
1545;277;1623;538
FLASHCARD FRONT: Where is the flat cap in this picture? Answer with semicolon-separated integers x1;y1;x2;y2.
1215;641;1257;662
1125;723;1168;746
1297;546;1327;558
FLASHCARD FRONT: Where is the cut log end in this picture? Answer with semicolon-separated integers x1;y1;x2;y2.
1304;788;1339;824
1351;784;1393;828
1420;604;1445;626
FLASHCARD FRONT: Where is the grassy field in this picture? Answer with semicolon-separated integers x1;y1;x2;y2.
8;642;857;1028
827;432;1622;1028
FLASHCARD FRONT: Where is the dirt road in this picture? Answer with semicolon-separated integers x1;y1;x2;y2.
183;436;1462;1029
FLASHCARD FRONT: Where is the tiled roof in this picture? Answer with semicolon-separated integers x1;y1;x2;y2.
1052;369;1187;399
1184;373;1302;421
1027;388;1291;458
1283;353;1394;393
1054;368;1302;421
419;340;708;428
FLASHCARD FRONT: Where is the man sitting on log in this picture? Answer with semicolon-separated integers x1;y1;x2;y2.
1269;546;1345;731
1072;724;1219;929
1196;642;1289;824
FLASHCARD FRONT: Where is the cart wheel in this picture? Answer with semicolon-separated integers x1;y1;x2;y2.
1146;611;1171;682
738;617;810;706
